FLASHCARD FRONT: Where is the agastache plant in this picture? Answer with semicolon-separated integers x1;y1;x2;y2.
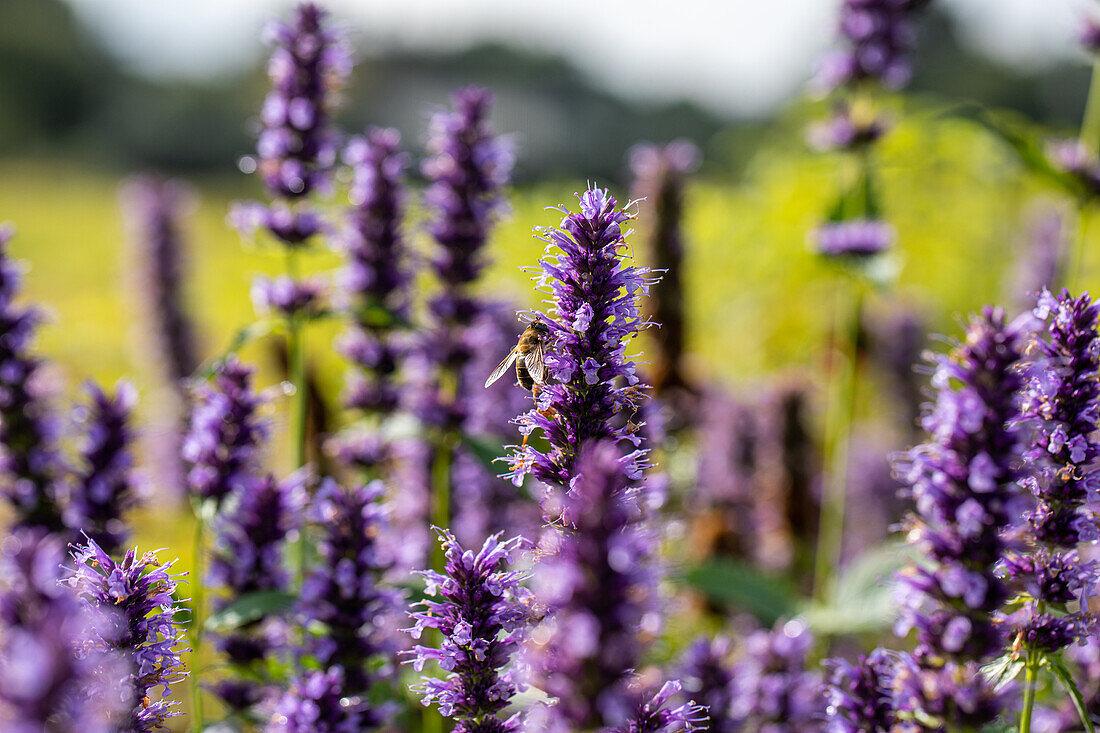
727;619;824;731
120;176;199;505
410;85;517;570
406;529;532;733
0;225;66;534
338;126;412;422
423;85;513;325
268;666;382;732
628;140;700;403
181;355;269;726
824;648;898;732
807;0;931;602
677;635;736;732
814;0;928;92
182;356;267;509
120;176;200;386
504;187;656;490
67;380;140;557
296;478;400;695
891;306;1028;729
412;85;513;433
525;440;660;730
67;539;189;733
208;473;302;714
0;529;127;732
1010;288;1100;732
232;0;351;498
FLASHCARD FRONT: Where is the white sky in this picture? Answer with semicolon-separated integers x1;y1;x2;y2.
64;0;1092;117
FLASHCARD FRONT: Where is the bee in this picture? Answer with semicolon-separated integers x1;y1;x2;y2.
485;321;550;392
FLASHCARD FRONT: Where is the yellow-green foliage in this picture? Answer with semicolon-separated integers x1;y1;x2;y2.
0;109;1080;440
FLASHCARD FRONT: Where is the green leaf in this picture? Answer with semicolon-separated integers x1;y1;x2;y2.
801;541;914;635
1047;654;1097;733
949;105;1084;196
459;433;537;502
683;558;800;625
350;300;407;329
460;433;509;471
194;319;279;379
859;159;880;219
204;590;296;634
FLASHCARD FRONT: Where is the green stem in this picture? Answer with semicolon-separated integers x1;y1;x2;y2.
423;433;455;733
813;284;864;603
285;248;308;472
1019;648;1039;733
284;248;309;586
1082;57;1100;155
430;432;455;570
1071;56;1100;293
189;513;206;733
1071;202;1090;294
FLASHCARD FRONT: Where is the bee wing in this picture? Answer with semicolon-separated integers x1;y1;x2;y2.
485;348;520;388
525;342;547;385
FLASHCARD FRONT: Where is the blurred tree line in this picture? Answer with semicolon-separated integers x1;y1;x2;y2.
0;0;1090;184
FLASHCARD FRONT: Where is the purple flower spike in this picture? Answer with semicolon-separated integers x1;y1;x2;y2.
67;380;140;557
0;529;127;732
182;356;267;507
896;307;1027;660
611;681;707;733
505;188;657;490
298;478;401;694
729;619;825;731
526;441;657;729
807;104;887;152
251;274;326;319
889;653;1013;732
338;126;413;418
893;306;1028;728
1021;289;1100;547
67;538;188;733
813;219;895;258
423;85;513;306
120;176;200;385
1004;289;1100;655
256;2;349;203
343;126;410;311
628;140;699;397
0;225;66;533
406;529;532;729
267;666;382;733
814;0;928;92
208;473;302;712
824;648;897;732
678;635;735;732
1048;139;1100;196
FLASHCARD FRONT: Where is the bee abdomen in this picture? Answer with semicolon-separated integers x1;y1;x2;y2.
516;361;534;391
